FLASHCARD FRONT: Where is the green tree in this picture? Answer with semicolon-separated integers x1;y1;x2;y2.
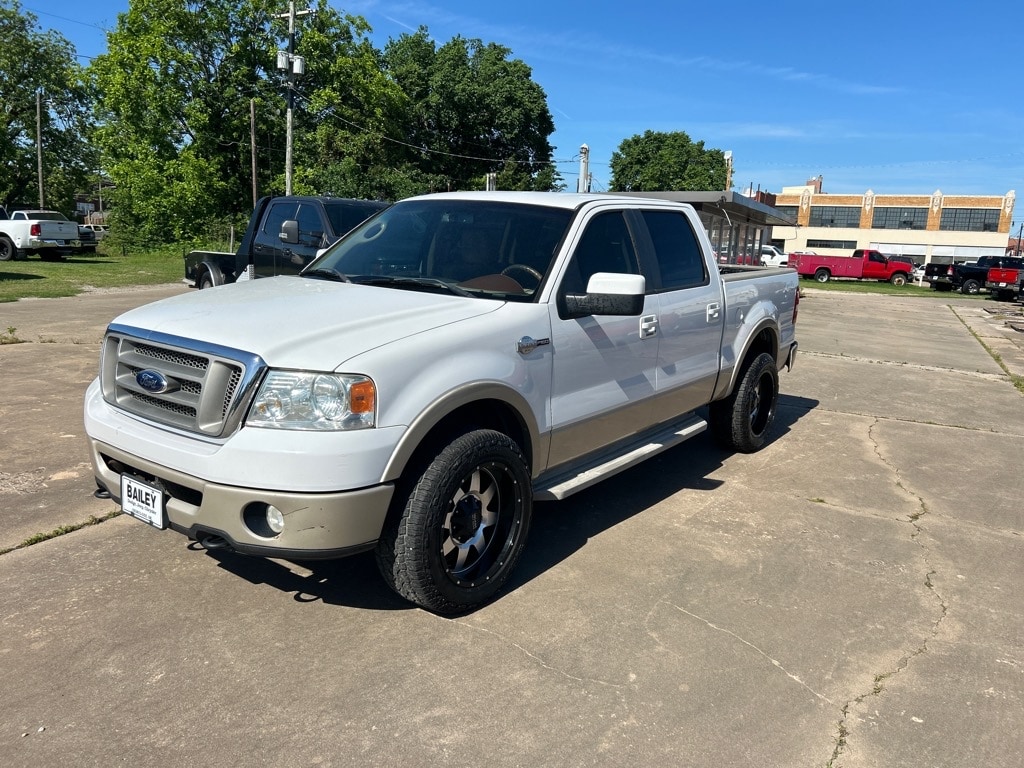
382;30;558;192
292;8;414;201
609;130;727;192
89;0;289;243
0;0;95;213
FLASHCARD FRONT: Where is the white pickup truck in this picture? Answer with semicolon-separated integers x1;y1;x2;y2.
0;207;81;261
85;192;799;614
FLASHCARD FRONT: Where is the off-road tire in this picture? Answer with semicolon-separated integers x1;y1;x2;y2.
710;352;779;453
375;429;532;615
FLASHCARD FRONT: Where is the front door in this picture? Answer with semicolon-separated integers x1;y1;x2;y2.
546;209;658;471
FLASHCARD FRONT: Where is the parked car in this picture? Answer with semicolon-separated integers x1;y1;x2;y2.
82;223;109;241
184;195;389;288
985;265;1022;301
0;207;81;261
86;191;800;615
78;225;97;253
925;255;1022;294
789;249;912;286
760;244;789;267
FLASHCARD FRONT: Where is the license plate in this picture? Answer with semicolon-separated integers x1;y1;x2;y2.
120;475;166;529
999;282;1008;287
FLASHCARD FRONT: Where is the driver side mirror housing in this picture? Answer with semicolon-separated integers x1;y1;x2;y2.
279;219;299;245
560;272;646;320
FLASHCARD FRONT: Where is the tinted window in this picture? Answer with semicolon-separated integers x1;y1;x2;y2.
295;204;325;242
261;202;298;236
324;201;387;235
640;210;708;290
561;211;639;294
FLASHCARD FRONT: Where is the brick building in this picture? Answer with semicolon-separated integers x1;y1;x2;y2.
770;177;1014;264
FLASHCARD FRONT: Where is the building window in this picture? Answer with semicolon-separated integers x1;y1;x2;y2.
939;208;1001;232
872;207;928;229
774;205;798;220
806;239;857;249
809;206;861;228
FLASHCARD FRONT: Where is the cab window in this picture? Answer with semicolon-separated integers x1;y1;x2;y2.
640;210;708;290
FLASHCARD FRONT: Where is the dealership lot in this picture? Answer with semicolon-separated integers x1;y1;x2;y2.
1;285;1022;767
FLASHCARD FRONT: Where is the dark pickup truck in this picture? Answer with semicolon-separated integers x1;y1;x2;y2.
185;195;388;288
924;255;1024;295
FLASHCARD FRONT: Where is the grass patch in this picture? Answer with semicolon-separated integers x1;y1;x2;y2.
1;326;23;344
952;308;1024;395
0;243;195;303
0;511;121;556
798;278;984;298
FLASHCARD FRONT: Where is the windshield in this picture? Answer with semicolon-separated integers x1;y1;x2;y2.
308;199;574;301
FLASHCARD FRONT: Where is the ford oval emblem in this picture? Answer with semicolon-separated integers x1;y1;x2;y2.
136;369;170;393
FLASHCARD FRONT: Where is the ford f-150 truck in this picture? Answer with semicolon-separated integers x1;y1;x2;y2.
85;192;799;615
789;248;911;285
0;207;81;260
184;195;388;288
986;265;1022;301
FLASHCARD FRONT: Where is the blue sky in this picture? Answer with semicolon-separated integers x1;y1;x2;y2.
26;0;1024;218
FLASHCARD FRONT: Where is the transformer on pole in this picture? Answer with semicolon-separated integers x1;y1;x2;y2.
275;1;312;195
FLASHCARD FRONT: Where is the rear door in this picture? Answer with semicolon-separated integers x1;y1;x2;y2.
634;206;724;422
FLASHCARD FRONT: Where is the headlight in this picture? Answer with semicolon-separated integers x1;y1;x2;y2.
247;371;376;430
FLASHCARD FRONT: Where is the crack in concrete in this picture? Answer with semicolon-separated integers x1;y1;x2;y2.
445;618;628;689
649;598;833;705
800;350;1009;382
826;418;950;767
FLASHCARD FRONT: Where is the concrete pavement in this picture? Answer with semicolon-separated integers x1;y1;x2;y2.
0;284;1022;767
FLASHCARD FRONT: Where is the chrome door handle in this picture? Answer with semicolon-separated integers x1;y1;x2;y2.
640;314;658;338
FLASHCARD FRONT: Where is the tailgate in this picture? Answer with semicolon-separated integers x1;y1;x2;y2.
987;268;1019;283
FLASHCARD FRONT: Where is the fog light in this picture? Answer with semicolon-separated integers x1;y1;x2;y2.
266;505;285;534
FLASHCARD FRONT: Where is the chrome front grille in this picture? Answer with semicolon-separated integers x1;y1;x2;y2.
100;324;267;438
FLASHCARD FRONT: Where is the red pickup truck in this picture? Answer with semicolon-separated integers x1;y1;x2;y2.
789;249;912;286
986;266;1022;301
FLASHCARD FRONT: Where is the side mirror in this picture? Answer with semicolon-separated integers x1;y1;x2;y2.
560;272;646;320
279;219;299;244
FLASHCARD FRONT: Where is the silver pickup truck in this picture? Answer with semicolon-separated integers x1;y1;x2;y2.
85;192;799;614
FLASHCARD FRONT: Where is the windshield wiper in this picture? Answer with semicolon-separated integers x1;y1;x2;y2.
302;268;351;283
354;275;474;298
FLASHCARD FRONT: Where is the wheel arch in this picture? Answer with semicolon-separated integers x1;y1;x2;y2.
715;322;779;403
197;261;226;288
381;383;541;486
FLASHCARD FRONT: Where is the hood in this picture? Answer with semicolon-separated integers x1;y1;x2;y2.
111;276;502;369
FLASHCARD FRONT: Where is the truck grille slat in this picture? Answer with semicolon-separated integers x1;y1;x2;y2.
100;325;267;438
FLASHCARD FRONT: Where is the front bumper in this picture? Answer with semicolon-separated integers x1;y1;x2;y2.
90;437;394;559
85;378;398;558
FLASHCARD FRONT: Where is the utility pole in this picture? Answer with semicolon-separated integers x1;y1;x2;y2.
36;91;44;208
577;144;590;193
250;98;258;206
723;150;733;193
275;1;311;195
